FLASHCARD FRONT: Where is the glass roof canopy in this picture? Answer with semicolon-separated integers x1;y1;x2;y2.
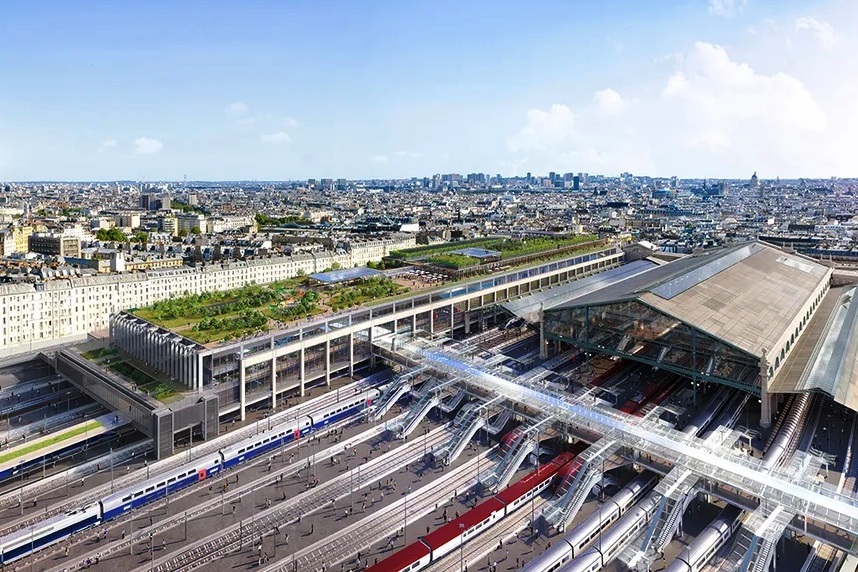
382;334;858;540
543;299;762;395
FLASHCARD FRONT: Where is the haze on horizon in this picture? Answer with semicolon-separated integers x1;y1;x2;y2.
0;0;856;182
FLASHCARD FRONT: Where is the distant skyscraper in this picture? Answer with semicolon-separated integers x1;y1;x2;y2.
573;176;580;191
751;172;760;188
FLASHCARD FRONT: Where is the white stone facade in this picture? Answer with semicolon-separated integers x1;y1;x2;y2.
0;235;416;352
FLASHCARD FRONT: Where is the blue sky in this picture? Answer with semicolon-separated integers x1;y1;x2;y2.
1;0;855;180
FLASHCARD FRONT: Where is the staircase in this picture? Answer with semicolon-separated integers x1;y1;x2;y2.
639;468;698;557
388;388;442;438
371;382;412;421
433;403;486;465
439;389;467;413
717;504;791;572
484;408;512;436
496;435;537;490
543;436;620;531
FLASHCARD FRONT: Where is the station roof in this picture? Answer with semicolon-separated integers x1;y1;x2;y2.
770;285;858;412
308;266;384;284
501;259;656;323
551;242;832;359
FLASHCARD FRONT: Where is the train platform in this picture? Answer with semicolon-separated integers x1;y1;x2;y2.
0;413;128;480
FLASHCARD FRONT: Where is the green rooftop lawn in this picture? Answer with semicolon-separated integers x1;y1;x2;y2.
391;234;598;263
81;347;118;360
0;420;101;465
425;253;478;269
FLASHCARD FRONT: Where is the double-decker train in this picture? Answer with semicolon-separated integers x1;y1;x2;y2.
0;388;380;565
519;472;658;572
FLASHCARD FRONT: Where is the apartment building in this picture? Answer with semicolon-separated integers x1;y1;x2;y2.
0;235;416;353
28;233;82;257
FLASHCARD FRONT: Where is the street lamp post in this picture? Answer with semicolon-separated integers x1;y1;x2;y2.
459;523;465;572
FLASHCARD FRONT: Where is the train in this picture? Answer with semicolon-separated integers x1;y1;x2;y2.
364;449;581;572
519;472;658;572
0;388;380;566
662;505;743;572
0;420;127;482
553;490;662;572
618;376;681;416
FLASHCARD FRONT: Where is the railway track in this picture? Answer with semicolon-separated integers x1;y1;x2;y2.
424;496;548;572
261;449;495;572
131;424;457;572
0;377;379;535
35;410;404;572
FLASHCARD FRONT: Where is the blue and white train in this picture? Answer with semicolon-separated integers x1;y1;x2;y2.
0;387;380;566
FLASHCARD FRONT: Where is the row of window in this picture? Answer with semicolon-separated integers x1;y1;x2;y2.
120;467;202;502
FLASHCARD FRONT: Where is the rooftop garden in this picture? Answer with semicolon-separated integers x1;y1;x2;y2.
392;234;597;266
133;274;408;344
327;276;408;311
416;235;598;269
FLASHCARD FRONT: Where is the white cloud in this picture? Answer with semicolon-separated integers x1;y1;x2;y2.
708;0;747;17
370;154;389;163
663;42;827;142
506;40;858;177
507;104;577;155
224;102;249;115
132;137;163;155
795;17;837;50
593;88;625;115
260;131;293;145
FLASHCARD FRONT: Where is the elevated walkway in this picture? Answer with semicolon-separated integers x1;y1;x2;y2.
627;427;744;568
380;336;858;548
543;435;621;531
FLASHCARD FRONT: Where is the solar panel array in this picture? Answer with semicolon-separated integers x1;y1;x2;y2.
651;242;763;300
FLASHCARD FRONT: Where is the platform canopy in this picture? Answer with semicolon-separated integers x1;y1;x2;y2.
770;285;858;413
543;242;832;395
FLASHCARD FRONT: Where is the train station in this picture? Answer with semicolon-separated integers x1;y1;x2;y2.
1;240;858;572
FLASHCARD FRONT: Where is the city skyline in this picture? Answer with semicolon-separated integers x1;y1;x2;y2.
1;0;856;181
